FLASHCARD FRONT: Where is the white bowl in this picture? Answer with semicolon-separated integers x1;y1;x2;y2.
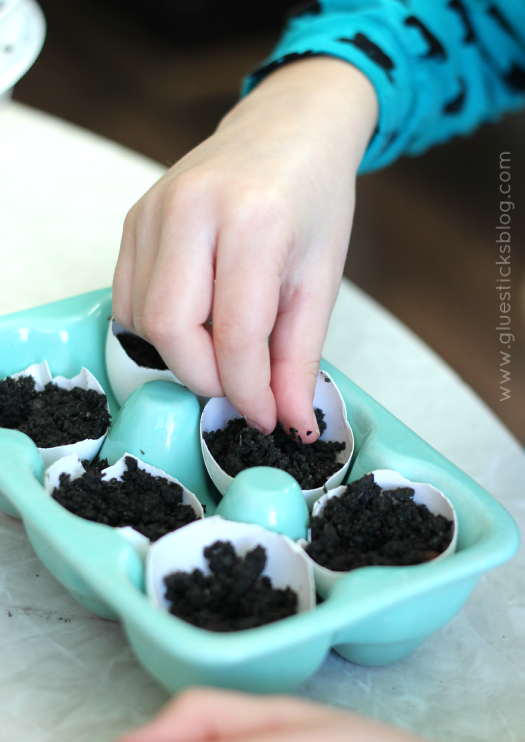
0;0;45;97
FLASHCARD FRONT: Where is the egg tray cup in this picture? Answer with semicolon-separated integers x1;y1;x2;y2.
0;288;519;694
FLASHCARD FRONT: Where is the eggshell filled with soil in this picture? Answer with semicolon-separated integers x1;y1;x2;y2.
45;452;204;557
201;370;354;509
105;318;181;408
302;470;458;598
1;361;110;466
146;515;315;624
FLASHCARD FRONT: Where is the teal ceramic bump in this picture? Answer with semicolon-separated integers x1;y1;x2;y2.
216;467;309;541
303;470;459;599
146;515;316;615
99;380;219;513
201;370;355;510
105;317;181;408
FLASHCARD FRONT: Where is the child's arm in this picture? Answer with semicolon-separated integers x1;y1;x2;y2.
113;56;378;439
113;0;524;439
118;687;426;742
247;1;525;175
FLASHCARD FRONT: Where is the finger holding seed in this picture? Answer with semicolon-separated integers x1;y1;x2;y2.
112;58;377;438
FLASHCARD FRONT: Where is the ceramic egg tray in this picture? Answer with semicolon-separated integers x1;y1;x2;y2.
0;288;519;694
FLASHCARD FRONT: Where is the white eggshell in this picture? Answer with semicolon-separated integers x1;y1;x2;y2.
303;470;458;598
200;371;354;509
11;360;53;389
44;452;87;492
44;453;204;557
105;318;181;408
10;362;110;466
146;515;315;619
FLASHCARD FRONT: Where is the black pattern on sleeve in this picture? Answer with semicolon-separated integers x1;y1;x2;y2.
488;5;520;41
443;77;467;113
404;16;447;61
448;0;477;43
338;33;395;81
504;64;525;92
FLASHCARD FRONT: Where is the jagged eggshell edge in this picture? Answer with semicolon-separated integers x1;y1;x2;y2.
10;361;110;467
106;318;181;408
301;470;458;598
44;452;204;559
200;371;354;509
146;514;315;617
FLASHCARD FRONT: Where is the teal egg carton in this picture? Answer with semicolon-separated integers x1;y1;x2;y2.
0;288;519;693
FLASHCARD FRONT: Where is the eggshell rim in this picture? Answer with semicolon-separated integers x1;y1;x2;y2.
200;371;354;509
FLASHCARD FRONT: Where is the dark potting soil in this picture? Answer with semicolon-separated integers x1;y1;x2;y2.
0;375;110;448
117;332;168;370
306;474;453;571
52;456;198;541
164;540;298;632
203;409;346;490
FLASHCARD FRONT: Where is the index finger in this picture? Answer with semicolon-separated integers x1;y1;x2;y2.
211;215;283;433
141;190;223;398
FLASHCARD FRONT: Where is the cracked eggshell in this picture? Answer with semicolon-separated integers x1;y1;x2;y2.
44;452;204;560
302;470;458;599
11;361;110;467
146;515;315;617
200;370;354;509
106;318;181;408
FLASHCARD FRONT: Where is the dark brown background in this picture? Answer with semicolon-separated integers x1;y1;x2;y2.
13;0;525;439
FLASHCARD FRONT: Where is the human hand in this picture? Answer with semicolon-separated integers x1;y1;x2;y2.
117;687;426;742
113;57;377;439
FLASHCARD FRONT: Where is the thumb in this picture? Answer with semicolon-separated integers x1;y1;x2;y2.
270;282;337;444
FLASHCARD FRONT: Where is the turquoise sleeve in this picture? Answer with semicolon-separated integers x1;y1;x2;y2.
242;1;525;173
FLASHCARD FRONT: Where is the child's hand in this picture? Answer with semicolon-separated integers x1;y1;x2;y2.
118;687;425;742
113;57;377;439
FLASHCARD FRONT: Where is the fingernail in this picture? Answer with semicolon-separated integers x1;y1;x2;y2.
244;416;264;433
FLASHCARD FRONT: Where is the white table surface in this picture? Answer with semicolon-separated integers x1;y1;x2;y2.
1;101;524;742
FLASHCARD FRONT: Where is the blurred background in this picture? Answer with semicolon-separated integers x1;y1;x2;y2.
11;0;525;439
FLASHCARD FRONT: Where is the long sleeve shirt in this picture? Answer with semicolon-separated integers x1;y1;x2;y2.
242;0;525;173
